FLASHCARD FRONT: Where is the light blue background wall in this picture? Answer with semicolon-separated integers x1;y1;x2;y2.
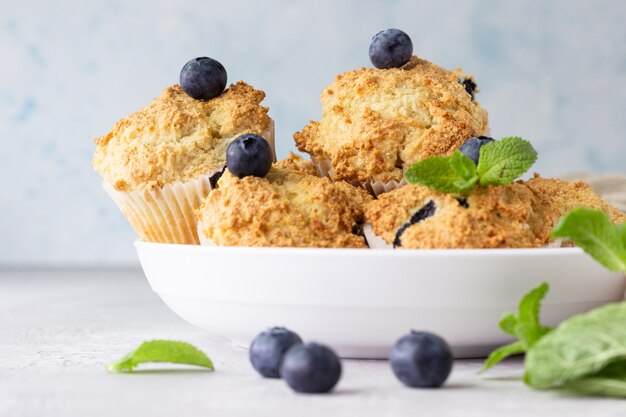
2;0;626;266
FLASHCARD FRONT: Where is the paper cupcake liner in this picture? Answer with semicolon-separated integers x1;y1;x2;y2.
312;157;407;197
363;224;393;249
103;170;221;244
364;223;569;250
102;118;276;245
545;239;572;248
367;178;408;197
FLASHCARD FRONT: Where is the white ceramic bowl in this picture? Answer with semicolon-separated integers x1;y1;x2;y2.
135;241;625;359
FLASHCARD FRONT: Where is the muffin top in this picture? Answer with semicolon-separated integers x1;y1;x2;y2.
365;182;541;249
93;82;270;192
365;176;625;249
294;56;489;184
524;174;625;242
196;154;372;248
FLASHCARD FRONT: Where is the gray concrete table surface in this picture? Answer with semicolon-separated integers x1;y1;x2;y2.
1;269;624;417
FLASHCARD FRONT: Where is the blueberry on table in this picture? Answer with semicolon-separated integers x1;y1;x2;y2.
180;57;227;100
458;136;495;165
250;327;303;378
226;134;273;179
369;28;413;69
280;343;342;393
389;331;453;388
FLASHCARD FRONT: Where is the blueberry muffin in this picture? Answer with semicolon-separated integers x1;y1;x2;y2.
562;172;626;213
93;81;274;244
524;175;625;244
196;154;372;248
364;176;624;249
294;56;489;195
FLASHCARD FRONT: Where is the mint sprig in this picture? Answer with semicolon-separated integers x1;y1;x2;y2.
483;209;626;397
552;208;626;272
482;282;551;372
484;283;626;398
525;302;626;397
405;137;537;194
107;340;214;373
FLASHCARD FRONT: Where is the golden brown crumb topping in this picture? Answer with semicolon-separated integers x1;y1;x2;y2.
196;154;372;248
525;174;625;242
93;82;270;191
294;56;489;184
365;175;625;249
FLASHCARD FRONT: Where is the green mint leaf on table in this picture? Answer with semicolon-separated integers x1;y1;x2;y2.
618;223;626;250
617;223;626;248
482;282;551;372
524;303;626;397
404;153;477;194
563;361;626;397
107;340;214;373
552;208;626;272
477;137;538;186
405;137;536;194
516;283;552;346
482;341;526;372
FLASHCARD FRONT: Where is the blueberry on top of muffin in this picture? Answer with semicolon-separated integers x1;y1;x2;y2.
365;176;624;249
294;30;488;186
93;81;271;192
365;137;624;249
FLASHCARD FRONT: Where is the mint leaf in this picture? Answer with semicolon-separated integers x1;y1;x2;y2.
525;302;626;395
551;208;626;272
498;313;518;337
516;283;552;346
486;279;626;398
508;282;551;349
449;151;479;191
563;361;626;397
107;340;214;373
450;151;477;179
482;283;551;371
405;154;474;194
565;376;626;397
476;137;537;186
618;224;626;250
482;341;525;372
406;137;536;194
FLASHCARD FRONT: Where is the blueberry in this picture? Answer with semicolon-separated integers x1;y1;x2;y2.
226;134;273;178
179;57;227;100
208;167;225;188
369;29;413;69
390;331;453;388
352;222;365;238
458;136;495;165
249;327;303;378
459;77;477;101
393;200;436;248
280;343;342;393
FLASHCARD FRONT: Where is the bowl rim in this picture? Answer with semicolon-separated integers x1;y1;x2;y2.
135;240;586;258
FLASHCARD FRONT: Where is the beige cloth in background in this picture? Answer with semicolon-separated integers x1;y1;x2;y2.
562;173;626;213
